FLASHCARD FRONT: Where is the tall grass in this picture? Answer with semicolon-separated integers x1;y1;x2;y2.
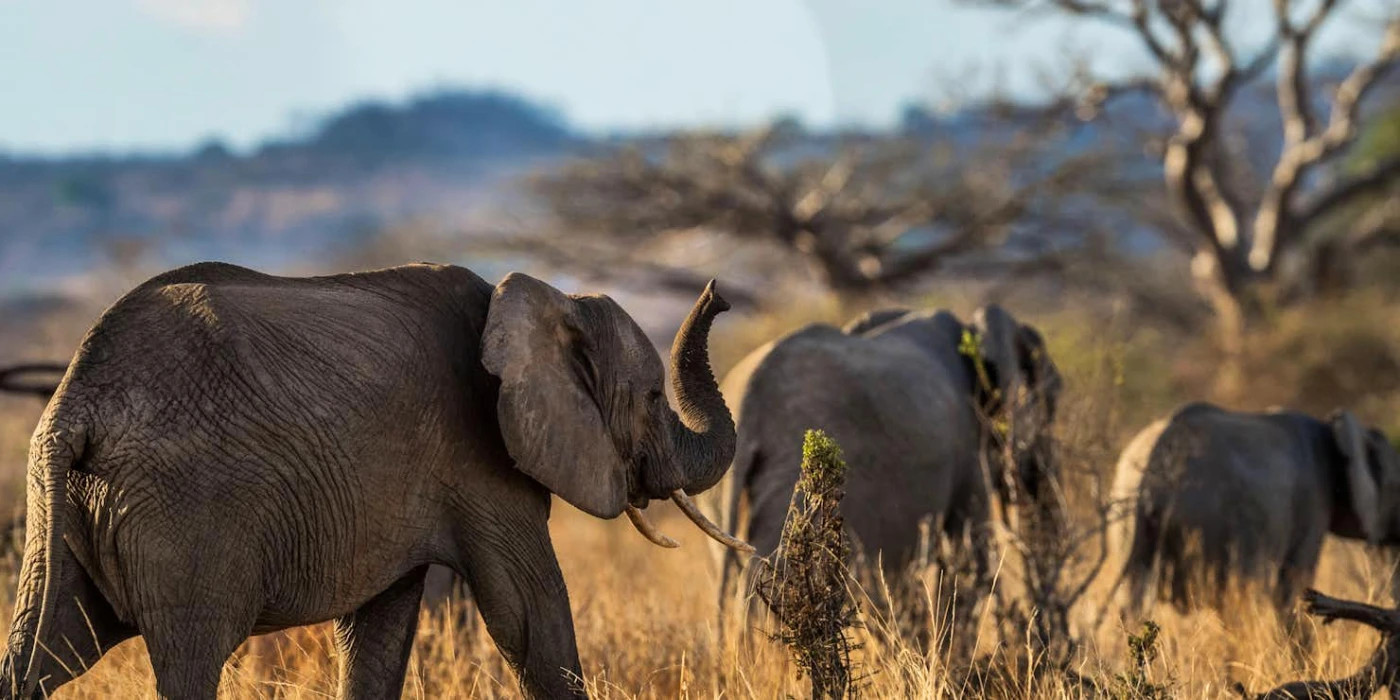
1;287;1398;698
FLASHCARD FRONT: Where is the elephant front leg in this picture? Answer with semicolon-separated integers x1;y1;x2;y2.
458;524;586;699
333;567;428;700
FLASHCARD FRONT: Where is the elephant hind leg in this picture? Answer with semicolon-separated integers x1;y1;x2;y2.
333;566;428;700
141;609;252;700
1;550;136;698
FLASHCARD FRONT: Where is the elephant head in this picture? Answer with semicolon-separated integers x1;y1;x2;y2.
481;274;751;553
969;305;1064;519
1329;410;1400;545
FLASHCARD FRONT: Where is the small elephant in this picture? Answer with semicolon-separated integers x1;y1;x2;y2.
1108;402;1400;618
716;304;1062;636
0;261;749;700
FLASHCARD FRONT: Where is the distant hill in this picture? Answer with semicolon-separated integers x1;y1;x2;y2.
1;72;1394;300
0;89;582;296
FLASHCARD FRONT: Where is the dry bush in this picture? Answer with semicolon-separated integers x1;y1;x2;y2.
753;429;858;699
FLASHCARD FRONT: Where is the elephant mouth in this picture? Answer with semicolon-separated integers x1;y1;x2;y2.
624;491;756;554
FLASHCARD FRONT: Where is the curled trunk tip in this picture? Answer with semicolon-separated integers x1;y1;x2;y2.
700;280;730;313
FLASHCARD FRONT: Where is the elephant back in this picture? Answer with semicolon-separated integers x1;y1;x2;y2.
728;319;976;567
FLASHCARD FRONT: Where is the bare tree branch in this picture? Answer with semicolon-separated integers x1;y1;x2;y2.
979;0;1399;377
1295;154;1400;230
524;124;1107;301
1251;17;1400;271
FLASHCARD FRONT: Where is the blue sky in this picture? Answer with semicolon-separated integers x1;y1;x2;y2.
0;0;1384;154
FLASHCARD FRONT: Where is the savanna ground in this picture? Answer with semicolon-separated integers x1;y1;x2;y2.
3;260;1400;698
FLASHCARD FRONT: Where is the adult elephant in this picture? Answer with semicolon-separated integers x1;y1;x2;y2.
716;304;1062;633
1108;402;1400;618
0;261;750;700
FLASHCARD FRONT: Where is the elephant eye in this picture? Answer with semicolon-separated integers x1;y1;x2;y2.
648;388;663;402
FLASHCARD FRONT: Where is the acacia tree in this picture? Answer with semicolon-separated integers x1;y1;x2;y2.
521;121;1115;306
987;0;1400;389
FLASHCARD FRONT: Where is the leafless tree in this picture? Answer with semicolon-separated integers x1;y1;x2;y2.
520;120;1115;307
981;0;1400;391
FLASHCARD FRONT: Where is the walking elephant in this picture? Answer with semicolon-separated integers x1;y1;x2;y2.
716;304;1063;637
0;261;750;700
1108;402;1400;618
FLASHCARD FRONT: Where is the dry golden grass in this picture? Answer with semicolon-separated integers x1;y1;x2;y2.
0;285;1398;698
2;507;1387;699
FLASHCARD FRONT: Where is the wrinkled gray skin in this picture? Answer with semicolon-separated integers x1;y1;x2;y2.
1109;402;1400;618
0;261;736;700
2;361;484;621
716;305;1062;627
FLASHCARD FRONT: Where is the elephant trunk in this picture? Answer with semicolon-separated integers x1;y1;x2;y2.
667;280;736;496
623;280;754;555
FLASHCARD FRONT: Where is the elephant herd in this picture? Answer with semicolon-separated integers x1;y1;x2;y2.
0;260;1392;699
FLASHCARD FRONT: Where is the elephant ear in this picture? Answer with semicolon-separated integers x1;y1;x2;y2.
970;304;1027;413
1331;409;1381;545
1016;324;1062;421
481;273;629;519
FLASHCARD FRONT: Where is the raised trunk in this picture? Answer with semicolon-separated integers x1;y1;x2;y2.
669;280;736;495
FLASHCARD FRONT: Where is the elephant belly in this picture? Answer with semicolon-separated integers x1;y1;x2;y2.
91;461;446;634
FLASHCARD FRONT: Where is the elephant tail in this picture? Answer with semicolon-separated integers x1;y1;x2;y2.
7;420;86;698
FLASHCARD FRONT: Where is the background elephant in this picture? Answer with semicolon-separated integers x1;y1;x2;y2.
1108;402;1400;619
716;304;1062;639
0;261;746;699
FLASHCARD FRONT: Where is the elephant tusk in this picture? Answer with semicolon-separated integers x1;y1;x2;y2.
670;490;757;554
625;505;680;548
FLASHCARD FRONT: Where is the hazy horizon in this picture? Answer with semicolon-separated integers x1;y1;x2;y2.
1;0;1388;156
